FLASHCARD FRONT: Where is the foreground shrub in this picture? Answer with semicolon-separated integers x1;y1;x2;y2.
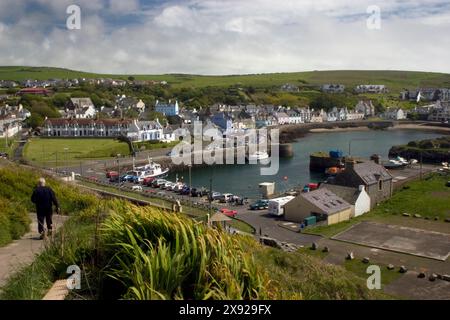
0;198;30;246
102;201;273;300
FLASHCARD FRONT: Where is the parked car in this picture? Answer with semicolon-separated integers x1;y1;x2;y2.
152;179;167;188
180;186;191;195
173;183;185;192
161;181;174;190
208;191;222;201
131;185;143;192
219;208;237;218
106;171;118;179
120;174;134;182
142;176;155;186
250;199;269;210
219;193;234;203
0;152;8;159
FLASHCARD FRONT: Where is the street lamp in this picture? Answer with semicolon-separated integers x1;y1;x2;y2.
64;147;69;175
116;153;121;184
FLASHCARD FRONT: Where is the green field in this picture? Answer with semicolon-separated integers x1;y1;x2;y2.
306;173;450;237
0;136;19;158
2;66;450;92
23;138;130;166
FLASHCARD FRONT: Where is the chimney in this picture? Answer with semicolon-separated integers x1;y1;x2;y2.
370;154;381;165
358;185;365;192
345;160;356;170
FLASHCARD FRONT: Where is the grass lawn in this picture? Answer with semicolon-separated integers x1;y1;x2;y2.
343;259;404;289
305;173;450;237
23;138;130;166
133;140;179;151
0;137;19;157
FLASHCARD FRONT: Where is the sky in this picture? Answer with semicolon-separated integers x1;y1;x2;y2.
0;0;449;75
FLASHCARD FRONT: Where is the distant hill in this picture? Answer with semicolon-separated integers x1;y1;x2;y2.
1;66;450;92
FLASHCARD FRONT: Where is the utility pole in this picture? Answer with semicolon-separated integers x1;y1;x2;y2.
420;150;423;180
188;164;192;190
209;176;213;216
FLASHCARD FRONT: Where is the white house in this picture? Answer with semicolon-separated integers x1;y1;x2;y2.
355;85;387;94
428;102;450;122
355;100;375;117
155;100;179;116
321;84;345;93
286;110;302;124
0;117;22;138
382;108;407;120
319;184;371;217
274;112;290;125
345;109;365;121
65;98;97;119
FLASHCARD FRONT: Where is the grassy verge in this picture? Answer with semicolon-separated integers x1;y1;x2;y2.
77;179;255;233
343;259;403;289
0;136;19;157
133;140;179;151
305;172;450;237
0;213;100;300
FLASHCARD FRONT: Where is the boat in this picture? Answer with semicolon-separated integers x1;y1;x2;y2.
247;151;270;162
383;159;405;169
132;158;169;182
325;166;344;176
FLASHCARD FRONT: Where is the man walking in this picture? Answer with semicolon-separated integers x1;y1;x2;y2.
31;177;60;239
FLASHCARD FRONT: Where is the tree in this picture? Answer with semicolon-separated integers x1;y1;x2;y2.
128;76;135;81
52;93;69;108
27;113;44;129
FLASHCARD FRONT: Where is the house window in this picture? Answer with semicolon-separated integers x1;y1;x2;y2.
378;180;383;191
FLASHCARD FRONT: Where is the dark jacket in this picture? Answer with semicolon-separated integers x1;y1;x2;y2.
31;186;59;215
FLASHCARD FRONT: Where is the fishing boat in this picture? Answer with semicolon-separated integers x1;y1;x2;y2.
325;166;344;176
132;158;169;182
383;159;406;169
247;151;270;162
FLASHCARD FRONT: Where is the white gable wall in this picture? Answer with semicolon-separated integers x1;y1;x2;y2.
354;186;371;217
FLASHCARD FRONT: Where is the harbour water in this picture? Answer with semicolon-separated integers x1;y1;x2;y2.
167;130;443;198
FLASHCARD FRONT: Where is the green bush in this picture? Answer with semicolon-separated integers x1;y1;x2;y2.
101;200;272;300
0;166;97;214
0;198;30;246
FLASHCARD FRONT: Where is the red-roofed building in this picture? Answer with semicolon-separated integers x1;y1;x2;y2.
17;88;52;96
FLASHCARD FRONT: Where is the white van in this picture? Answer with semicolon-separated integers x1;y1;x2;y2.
219;193;234;203
131;185;143;192
268;196;295;216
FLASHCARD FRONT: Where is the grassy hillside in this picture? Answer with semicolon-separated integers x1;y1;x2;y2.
0;164;387;300
1;66;450;92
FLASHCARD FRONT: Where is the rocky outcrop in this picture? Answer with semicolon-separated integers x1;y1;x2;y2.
389;136;450;163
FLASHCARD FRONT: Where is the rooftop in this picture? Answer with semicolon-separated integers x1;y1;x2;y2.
301;188;351;215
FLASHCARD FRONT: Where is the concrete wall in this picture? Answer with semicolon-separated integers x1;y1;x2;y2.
327;207;352;225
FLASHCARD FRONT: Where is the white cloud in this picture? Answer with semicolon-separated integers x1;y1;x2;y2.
0;0;449;74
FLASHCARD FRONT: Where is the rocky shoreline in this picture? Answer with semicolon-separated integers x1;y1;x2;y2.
389;136;450;163
278;121;450;144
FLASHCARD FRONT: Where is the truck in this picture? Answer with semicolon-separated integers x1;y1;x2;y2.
268;196;295;216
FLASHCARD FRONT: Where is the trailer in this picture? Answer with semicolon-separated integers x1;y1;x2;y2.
268;196;295;216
